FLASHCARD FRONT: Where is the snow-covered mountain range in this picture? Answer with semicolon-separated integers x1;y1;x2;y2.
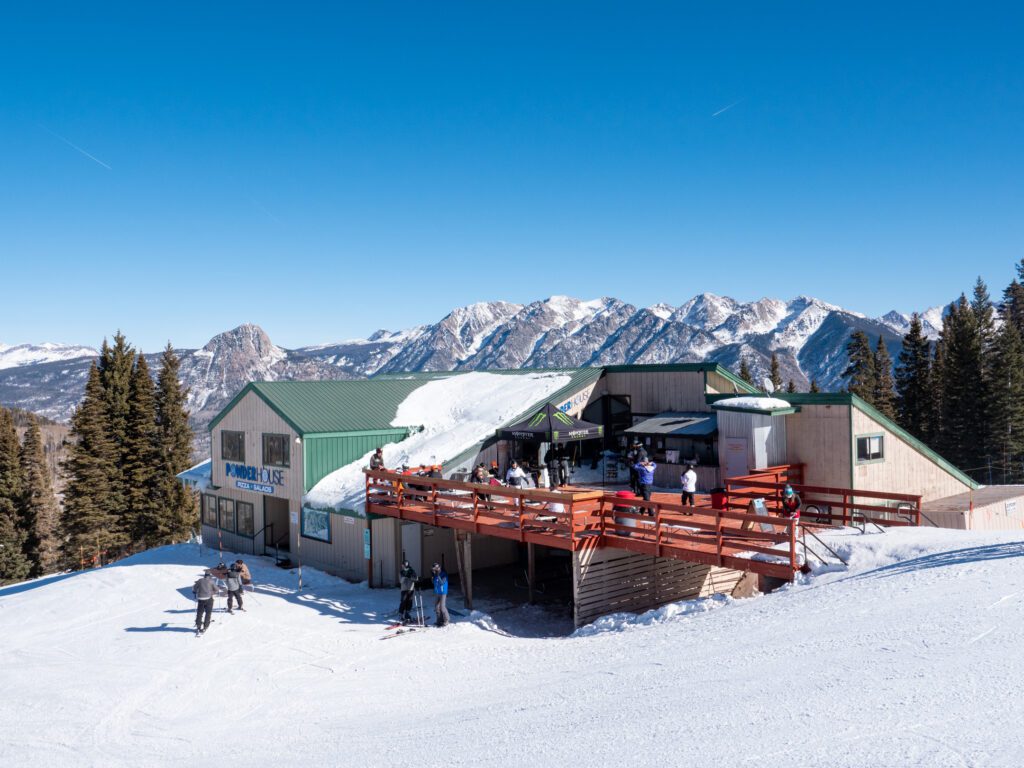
0;294;945;449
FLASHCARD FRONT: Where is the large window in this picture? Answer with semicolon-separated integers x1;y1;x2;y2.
218;497;235;532
236;501;255;537
262;433;290;468
221;430;245;462
857;434;885;463
202;495;218;527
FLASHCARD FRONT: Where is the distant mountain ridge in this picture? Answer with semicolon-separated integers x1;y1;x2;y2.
0;293;945;452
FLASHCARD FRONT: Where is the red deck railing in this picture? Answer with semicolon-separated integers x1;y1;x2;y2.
365;469;800;580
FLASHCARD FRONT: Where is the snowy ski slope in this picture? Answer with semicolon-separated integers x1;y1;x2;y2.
2;527;1023;767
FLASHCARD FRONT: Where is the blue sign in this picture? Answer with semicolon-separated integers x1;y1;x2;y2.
363;528;371;560
225;462;285;488
236;480;275;494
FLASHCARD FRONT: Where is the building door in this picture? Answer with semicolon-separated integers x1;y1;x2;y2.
723;437;749;480
263;496;290;553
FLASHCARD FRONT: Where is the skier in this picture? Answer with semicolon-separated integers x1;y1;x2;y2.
234;559;252;589
225;564;244;613
505;460;527;488
680;464;697;514
780;484;802;520
543;444;563;488
633;458;657;503
369;447;385;471
192;571;218;634
431;563;449;627
398;560;417;623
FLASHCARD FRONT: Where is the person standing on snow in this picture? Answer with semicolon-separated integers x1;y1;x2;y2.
431;563;449;627
633;458;657;503
780;484;802;520
225;565;245;613
399;560;417;623
234;559;252;589
680;464;697;513
192;572;218;634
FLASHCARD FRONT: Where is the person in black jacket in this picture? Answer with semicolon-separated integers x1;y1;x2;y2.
192;572;218;634
369;447;385;471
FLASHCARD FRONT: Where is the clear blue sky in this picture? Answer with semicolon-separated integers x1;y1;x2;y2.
2;2;1022;351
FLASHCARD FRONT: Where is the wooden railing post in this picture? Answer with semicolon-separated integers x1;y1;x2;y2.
789;518;797;572
715;510;723;566
655;502;662;557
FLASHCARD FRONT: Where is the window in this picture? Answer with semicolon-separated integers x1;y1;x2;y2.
236;501;254;537
221;430;245;462
218;497;235;532
262;433;290;468
301;507;331;543
857;434;884;462
202;495;218;527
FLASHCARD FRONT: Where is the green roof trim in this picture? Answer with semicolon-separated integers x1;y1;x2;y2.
706;390;978;489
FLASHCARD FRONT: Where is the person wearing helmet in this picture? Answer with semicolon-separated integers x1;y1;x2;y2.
431;563;449;627
398;560;417;623
781;484;802;520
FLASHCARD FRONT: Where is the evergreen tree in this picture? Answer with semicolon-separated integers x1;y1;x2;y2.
63;363;126;566
19;415;61;576
895;313;933;439
769;352;783;391
786;380;797;394
928;338;946;446
843;330;877;401
986;320;1024;483
98;332;135;522
809;379;820;393
0;408;31;584
155;344;197;542
1002;274;1024;334
125;354;162;546
738;356;753;385
935;296;986;472
872;335;897;419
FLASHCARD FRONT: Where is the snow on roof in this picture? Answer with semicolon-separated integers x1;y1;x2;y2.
303;371;571;514
712;396;795;413
176;458;212;491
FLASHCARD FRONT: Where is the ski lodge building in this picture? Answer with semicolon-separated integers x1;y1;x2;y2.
187;363;1024;625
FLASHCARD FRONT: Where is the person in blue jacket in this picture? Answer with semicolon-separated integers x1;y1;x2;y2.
633;458;657;502
431;563;449;627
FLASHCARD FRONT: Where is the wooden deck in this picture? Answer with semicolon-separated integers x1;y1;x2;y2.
365;470;800;581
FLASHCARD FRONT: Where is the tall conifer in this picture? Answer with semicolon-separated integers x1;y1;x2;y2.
0;408;31;584
895;313;933;439
155;344;197;541
936;296;985;472
843;331;877;401
738;356;753;385
98;333;135;520
987;320;1024;483
63;363;125;565
786;380;797;394
809;379;820;393
19;415;61;576
125;355;161;546
769;352;783;391
872;336;897;419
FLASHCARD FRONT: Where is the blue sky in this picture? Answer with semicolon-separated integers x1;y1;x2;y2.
2;2;1022;351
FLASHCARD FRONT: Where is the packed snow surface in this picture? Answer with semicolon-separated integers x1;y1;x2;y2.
713;395;793;411
3;527;1024;767
303;371;571;513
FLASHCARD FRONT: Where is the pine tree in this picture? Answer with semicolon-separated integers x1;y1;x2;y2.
125;354;162;546
986;320;1024;483
786;380;797;394
19;415;61;576
928;338;945;446
738;356;753;386
1002;275;1024;335
872;336;897;419
809;380;820;393
0;408;31;584
843;330;877;402
769;352;783;391
63;363;126;566
895;313;933;439
935;296;986;472
155;344;197;542
98;332;135;523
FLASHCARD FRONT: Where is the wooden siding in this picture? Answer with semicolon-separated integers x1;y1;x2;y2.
851;408;971;502
784;404;851;489
303;430;408;491
706;369;744;396
716;410;786;473
652;463;720;491
604;370;711;414
297;511;367;582
371;517;400;587
923;486;1024;530
410;526;519;576
572;545;744;626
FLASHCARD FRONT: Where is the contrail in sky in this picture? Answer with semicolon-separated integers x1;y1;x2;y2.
37;124;111;169
711;99;744;117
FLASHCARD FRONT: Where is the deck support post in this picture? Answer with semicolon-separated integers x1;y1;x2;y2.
527;542;536;605
455;531;473;611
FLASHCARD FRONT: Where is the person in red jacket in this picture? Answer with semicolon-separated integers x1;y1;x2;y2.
780;484;801;520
